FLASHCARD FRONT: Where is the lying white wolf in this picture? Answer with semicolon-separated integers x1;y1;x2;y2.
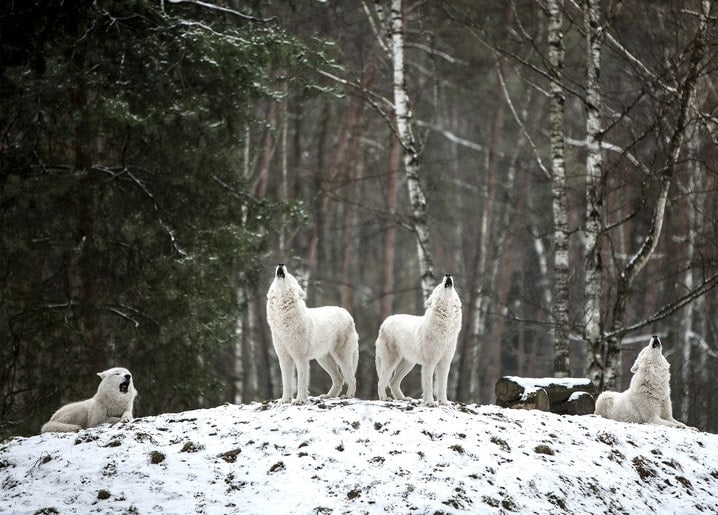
594;336;689;428
266;264;359;404
376;274;462;406
41;367;137;433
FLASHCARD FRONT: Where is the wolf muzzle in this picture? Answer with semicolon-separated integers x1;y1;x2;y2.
119;375;131;393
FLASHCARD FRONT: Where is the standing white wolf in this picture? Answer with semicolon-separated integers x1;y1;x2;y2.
266;264;359;404
41;367;137;433
376;274;462;406
594;335;689;428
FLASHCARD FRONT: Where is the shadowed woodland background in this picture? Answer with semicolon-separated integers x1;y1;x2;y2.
2;0;717;437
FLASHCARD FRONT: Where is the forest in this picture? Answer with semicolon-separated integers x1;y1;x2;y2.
1;0;717;437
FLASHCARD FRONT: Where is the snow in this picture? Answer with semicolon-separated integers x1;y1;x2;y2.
504;376;591;400
505;376;592;389
2;399;717;514
567;391;591;402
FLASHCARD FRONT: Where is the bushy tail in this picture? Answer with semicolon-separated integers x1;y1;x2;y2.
594;391;616;417
41;421;83;433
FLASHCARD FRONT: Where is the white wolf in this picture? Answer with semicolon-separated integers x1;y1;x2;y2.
594;336;689;428
266;264;359;404
376;274;462;406
41;367;137;433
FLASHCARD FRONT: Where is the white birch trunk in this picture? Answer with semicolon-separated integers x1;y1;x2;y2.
389;0;435;301
680;96;703;420
583;0;606;388
233;124;252;404
233;294;245;404
547;0;570;377
279;94;288;255
532;226;552;311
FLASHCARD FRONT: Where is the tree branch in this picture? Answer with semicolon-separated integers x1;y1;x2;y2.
166;0;276;23
606;273;718;339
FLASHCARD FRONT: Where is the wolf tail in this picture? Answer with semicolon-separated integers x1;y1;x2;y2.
41;421;83;433
594;391;616;417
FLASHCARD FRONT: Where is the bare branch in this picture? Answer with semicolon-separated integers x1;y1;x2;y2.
607;273;718;339
564;136;651;175
497;61;550;179
415;120;482;152
166;0;276;22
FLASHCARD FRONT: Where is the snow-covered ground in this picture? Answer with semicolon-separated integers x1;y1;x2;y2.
2;399;717;514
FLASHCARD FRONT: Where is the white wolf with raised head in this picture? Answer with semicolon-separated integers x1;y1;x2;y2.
376;274;462;406
266;264;359;404
594;335;689;428
41;367;137;433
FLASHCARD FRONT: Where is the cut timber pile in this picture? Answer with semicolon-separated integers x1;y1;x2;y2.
495;376;596;415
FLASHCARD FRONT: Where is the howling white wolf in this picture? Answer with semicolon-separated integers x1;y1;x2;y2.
594;335;690;428
41;367;137;433
376;274;462;406
266;264;359;404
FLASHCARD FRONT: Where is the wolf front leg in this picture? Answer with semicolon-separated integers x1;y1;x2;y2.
421;363;437;407
276;350;295;403
294;358;310;404
435;356;452;405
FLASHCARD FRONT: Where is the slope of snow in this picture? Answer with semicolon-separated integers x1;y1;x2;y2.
2;399;717;514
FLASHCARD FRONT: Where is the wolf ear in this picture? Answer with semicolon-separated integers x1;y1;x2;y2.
97;371;106;379
630;360;641;374
424;296;433;309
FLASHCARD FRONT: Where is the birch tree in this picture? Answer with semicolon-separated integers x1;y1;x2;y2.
680;112;705;420
546;0;570;377
388;0;436;301
582;0;606;387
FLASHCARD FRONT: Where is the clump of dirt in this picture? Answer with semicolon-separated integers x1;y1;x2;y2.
218;448;242;463
148;450;165;464
534;444;555;456
180;441;204;453
269;461;285;473
632;456;656;480
490;436;511;452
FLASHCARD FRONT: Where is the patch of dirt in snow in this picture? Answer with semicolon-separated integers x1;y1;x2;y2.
1;398;717;514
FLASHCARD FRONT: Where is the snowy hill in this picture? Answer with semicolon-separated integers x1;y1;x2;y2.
2;399;717;514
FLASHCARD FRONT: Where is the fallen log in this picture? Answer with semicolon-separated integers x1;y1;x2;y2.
495;387;550;411
495;376;596;415
550;391;595;416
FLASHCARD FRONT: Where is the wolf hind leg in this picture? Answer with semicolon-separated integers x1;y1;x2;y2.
317;354;343;398
389;359;414;401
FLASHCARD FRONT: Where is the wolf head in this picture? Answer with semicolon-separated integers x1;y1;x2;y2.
97;367;135;396
425;274;461;310
630;335;668;374
270;263;307;300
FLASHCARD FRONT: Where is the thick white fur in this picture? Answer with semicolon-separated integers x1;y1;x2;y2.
41;367;137;433
594;336;688;428
376;275;462;406
266;264;359;404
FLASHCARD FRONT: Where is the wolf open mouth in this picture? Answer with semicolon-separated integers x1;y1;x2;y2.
119;379;130;393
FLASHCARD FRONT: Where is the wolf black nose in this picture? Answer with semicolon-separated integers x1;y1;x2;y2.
276;264;285;278
125;374;131;380
444;274;453;287
651;335;661;348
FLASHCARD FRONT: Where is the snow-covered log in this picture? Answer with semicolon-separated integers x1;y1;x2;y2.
551;391;595;416
496;387;550;412
495;376;596;415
